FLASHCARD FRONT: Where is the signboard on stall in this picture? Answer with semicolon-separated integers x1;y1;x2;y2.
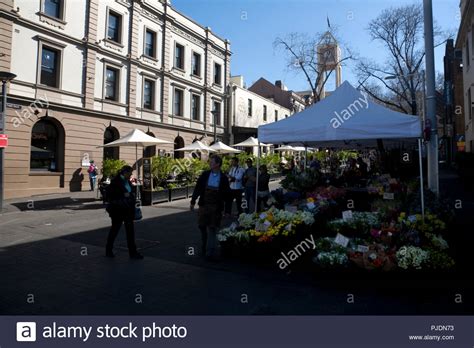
142;157;153;192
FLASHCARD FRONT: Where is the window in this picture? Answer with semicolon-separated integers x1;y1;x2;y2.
40;46;60;88
472;25;474;55
466;38;470;67
103;127;120;160
213;101;221;125
175;43;184;69
107;11;122;43
263;105;267;121
274;110;278;122
144;29;156;58
143;79;155;110
248;99;253;116
214;63;222;85
105;66;119;101
191;94;200;121
44;0;63;19
174;88;184;116
469;88;472;120
30;120;60;171
192;52;201;77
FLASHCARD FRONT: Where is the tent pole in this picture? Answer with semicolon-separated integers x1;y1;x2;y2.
418;138;425;221
255;142;260;214
304;145;308;170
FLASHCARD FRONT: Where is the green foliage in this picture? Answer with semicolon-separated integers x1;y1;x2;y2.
101;158;127;178
175;158;209;184
151;156;175;185
281;170;320;192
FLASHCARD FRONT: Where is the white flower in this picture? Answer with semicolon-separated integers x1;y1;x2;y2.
396;246;429;270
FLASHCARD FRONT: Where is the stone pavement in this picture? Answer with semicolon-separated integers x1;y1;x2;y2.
0;174;473;315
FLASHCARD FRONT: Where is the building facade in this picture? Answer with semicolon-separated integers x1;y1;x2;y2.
0;0;231;199
248;78;306;114
229;75;292;147
456;0;474;152
443;39;465;159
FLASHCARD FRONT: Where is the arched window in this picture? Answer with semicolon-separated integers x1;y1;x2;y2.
30;119;64;172
103;127;120;160
174;136;184;159
143;131;157;158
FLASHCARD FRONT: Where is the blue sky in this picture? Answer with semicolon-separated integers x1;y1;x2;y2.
172;0;459;92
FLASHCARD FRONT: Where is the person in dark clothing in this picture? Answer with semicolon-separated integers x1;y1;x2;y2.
190;155;231;260
105;165;143;260
357;157;368;177
257;165;271;212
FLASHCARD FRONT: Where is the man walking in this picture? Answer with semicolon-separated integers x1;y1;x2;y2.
243;158;257;213
225;156;245;217
190;155;230;260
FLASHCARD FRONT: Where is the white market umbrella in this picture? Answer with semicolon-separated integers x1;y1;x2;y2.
99;129;173;198
232;136;268;148
101;128;172;147
274;145;297;151
174;140;216;153
209;141;242;154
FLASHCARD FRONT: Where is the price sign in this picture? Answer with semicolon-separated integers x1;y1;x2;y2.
334;233;350;247
342;210;353;221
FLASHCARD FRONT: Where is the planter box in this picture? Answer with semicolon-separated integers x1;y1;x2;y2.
269;173;283;181
187;185;196;198
152;189;170;203
170;187;188;201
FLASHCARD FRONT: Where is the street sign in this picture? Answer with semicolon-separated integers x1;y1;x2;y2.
0;134;8;148
6;103;21;110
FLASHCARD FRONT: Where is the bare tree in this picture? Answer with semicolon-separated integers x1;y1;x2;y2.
356;3;451;116
274;29;353;104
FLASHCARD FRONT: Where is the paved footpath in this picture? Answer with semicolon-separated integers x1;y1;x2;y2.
0;174;472;315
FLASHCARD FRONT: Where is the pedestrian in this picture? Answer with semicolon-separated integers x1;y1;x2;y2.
190;155;230;260
257;164;270;212
105;165;144;259
243;158;257;213
225;156;245;217
87;160;98;191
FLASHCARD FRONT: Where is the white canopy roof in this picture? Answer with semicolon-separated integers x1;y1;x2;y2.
258;81;421;147
175;140;215;152
100;129;172;147
209;141;242;154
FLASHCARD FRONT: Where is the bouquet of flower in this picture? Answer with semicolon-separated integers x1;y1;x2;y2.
314;251;349;268
327;212;380;237
307;186;346;202
426;249;455;270
396;245;429;270
225;208;315;244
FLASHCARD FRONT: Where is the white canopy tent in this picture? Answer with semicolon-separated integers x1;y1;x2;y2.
259;81;421;146
257;81;425;216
